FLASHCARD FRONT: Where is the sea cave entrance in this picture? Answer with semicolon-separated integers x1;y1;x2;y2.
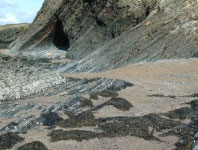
53;19;70;51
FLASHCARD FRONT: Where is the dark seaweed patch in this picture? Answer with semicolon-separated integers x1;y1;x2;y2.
148;94;176;99
51;113;181;142
90;90;118;100
0;132;24;150
17;141;48;150
90;93;99;100
50;130;99;142
164;107;194;120
182;93;198;98
39;112;63;126
105;97;133;111
79;97;93;107
56;111;96;128
190;99;198;110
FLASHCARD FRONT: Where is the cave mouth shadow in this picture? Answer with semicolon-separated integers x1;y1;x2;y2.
53;19;70;51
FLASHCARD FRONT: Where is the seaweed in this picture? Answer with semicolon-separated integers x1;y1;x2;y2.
50;130;99;142
90;93;99;100
51;113;181;142
56;111;96;128
164;107;194;120
148;94;176;99
17;141;48;150
181;93;198;98
0;132;24;150
105;97;133;111
79;97;93;107
90;90;118;100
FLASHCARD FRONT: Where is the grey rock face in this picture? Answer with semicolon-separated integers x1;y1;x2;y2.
0;54;66;101
0;24;29;49
10;0;198;72
193;142;198;150
0;65;133;134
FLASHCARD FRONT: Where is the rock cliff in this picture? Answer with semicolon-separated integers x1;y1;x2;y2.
0;24;29;49
10;0;198;72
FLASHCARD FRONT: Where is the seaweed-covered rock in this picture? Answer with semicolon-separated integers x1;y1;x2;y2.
0;132;24;150
79;97;93;107
105;97;133;111
39;112;63;126
50;130;99;142
190;99;198;110
164;107;193;120
51;113;181;142
17;141;48;150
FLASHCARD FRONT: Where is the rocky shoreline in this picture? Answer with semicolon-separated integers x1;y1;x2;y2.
0;53;197;150
0;0;198;149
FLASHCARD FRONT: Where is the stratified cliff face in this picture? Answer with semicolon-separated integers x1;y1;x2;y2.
0;24;29;49
11;0;157;55
10;0;198;72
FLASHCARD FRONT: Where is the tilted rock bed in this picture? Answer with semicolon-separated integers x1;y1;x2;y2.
10;0;198;73
0;55;197;149
0;66;135;149
0;54;66;101
0;55;134;137
1;84;198;150
0;24;29;49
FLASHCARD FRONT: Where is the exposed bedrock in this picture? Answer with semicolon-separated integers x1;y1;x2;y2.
10;0;198;72
0;24;29;49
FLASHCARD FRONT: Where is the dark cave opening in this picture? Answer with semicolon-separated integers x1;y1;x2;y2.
53;19;70;51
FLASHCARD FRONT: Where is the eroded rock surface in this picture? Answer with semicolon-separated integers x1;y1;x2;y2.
0;54;65;101
0;24;29;49
10;0;198;72
1;0;198;149
0;54;197;150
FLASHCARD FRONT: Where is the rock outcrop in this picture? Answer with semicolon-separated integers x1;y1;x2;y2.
0;24;29;49
10;0;198;72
